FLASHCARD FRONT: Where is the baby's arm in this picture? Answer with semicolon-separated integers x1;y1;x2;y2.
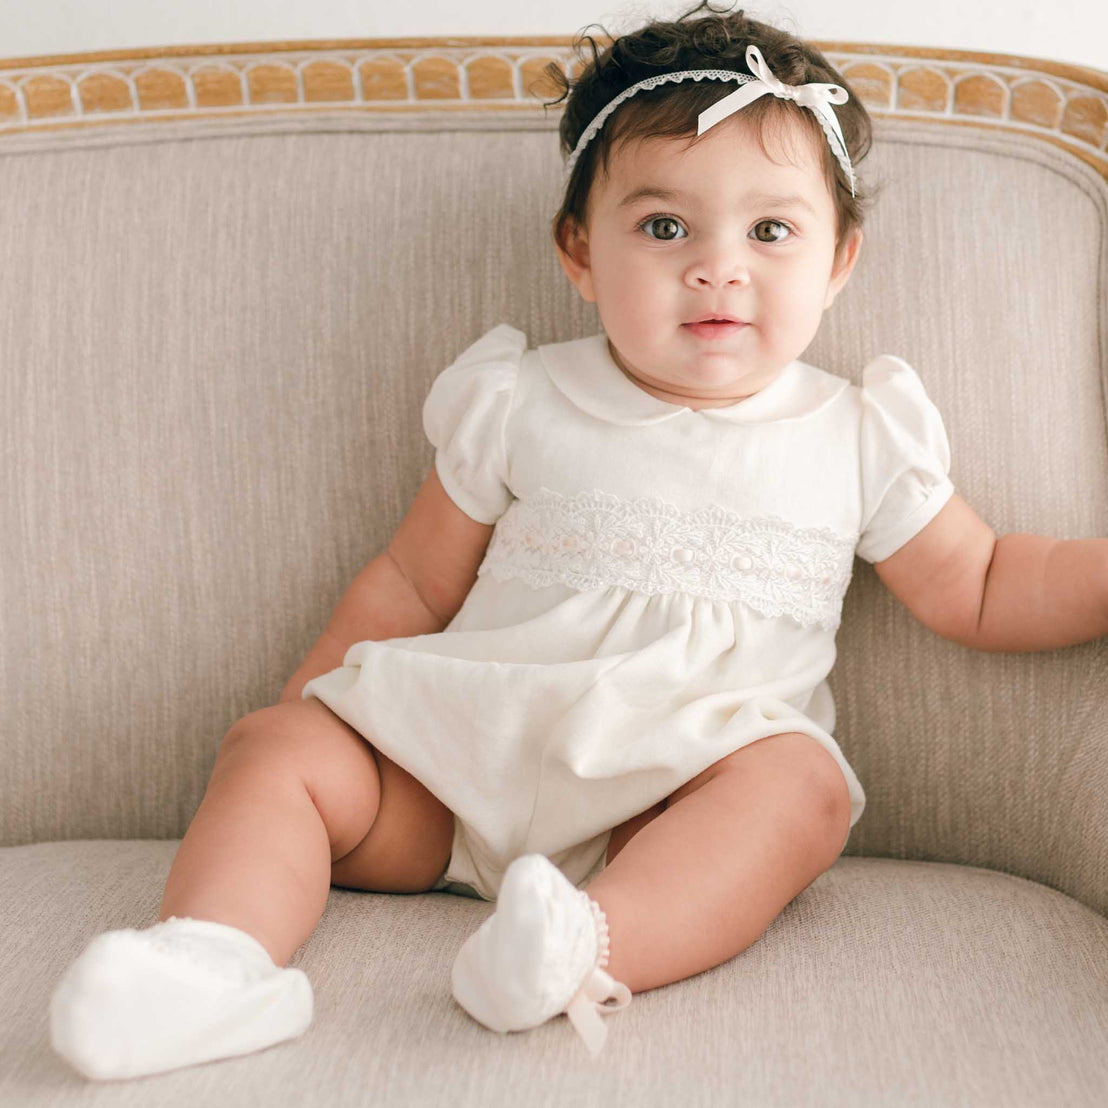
873;494;1108;653
280;467;495;701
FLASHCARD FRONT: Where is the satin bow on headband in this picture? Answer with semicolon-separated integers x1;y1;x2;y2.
564;44;856;197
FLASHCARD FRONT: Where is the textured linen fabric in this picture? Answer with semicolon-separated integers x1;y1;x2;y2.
2;103;1107;1108
6;841;1108;1107
302;322;954;900
2;114;1107;922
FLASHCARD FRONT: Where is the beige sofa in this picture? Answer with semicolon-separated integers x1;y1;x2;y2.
2;36;1107;1106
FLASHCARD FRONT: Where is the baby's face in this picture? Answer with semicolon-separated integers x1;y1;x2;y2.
557;114;861;409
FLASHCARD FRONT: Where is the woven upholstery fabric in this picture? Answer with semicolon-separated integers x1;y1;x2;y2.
4;840;1107;1106
0;116;595;849
815;126;1108;912
2;102;1107;1108
3;112;1106;914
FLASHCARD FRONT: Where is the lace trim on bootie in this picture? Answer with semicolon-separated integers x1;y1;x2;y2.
143;917;277;985
564;893;632;1057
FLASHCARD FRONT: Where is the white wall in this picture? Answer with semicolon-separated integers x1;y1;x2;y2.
3;0;1105;72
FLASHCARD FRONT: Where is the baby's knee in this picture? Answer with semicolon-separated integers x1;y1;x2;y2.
777;734;851;832
214;701;327;776
217;705;278;765
730;732;852;846
779;734;853;857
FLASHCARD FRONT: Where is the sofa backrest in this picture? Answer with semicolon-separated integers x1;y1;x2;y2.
2;41;1106;914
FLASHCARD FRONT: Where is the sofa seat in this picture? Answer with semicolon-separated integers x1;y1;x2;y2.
3;841;1106;1106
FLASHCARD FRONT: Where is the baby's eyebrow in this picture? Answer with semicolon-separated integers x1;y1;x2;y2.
744;192;818;216
616;185;817;216
616;185;690;208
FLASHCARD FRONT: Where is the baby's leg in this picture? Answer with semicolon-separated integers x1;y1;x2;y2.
51;698;455;1079
587;732;852;994
160;697;455;966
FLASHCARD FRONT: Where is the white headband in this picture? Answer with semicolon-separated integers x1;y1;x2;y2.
564;44;856;197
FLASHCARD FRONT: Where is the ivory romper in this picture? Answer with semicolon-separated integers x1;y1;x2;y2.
303;323;955;902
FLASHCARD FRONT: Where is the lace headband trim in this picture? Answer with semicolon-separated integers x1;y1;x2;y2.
564;45;856;197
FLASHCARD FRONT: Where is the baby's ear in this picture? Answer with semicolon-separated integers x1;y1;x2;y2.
553;216;597;304
824;228;863;308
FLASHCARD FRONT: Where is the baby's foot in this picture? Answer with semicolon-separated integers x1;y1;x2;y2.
50;916;312;1080
451;854;631;1056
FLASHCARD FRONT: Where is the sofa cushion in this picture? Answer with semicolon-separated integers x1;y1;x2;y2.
3;841;1106;1105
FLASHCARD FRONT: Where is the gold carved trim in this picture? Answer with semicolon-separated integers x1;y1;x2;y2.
0;37;1105;180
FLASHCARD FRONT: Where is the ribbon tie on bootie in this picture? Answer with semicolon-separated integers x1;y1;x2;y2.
565;962;633;1058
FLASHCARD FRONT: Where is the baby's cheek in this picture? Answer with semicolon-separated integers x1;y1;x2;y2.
599;279;654;338
780;275;829;325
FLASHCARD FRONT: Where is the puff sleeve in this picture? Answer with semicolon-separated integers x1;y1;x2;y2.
422;323;525;524
855;355;956;564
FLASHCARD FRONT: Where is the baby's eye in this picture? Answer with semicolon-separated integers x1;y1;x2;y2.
751;220;791;243
639;216;687;241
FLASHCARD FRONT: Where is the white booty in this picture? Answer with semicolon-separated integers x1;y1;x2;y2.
50;916;313;1081
451;854;631;1056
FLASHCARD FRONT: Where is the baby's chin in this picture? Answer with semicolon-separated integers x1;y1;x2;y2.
626;368;770;409
607;338;780;403
662;362;781;402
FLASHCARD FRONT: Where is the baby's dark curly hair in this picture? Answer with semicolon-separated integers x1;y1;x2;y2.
543;1;873;259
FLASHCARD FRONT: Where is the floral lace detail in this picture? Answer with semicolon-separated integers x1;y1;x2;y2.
144;918;271;983
478;487;857;630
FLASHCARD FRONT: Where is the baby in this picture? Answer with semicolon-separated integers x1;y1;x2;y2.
50;0;1108;1080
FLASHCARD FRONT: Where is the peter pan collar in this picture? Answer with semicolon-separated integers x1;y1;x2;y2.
536;332;849;426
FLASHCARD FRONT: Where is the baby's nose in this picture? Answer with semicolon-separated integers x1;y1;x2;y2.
685;254;751;288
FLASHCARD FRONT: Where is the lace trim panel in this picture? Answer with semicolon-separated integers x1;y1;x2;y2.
478;487;858;630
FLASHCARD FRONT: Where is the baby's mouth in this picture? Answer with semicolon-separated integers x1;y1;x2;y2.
682;318;749;339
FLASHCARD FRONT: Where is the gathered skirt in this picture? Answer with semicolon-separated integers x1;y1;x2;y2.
303;575;865;902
